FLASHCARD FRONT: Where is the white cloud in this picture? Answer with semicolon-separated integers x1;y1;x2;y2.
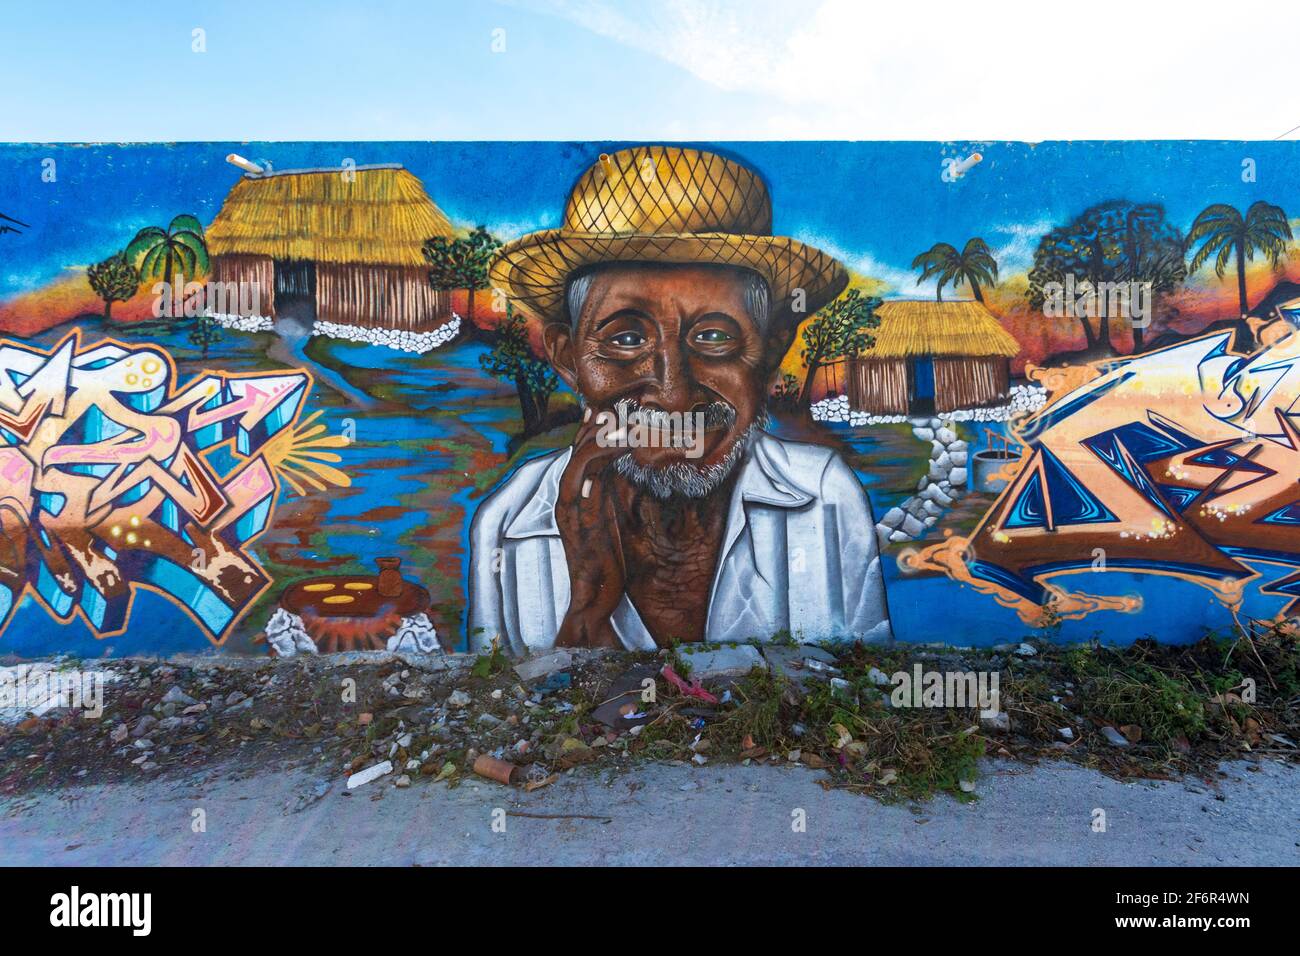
467;214;556;242
795;232;927;299
988;220;1053;276
505;0;1300;139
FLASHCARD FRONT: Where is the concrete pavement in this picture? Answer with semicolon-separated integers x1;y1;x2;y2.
2;757;1297;866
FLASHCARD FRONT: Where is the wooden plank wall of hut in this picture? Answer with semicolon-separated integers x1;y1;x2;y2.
315;263;449;330
208;255;275;317
933;357;1009;412
848;358;911;414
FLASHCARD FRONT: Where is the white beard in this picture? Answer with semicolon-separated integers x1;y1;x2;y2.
612;417;766;500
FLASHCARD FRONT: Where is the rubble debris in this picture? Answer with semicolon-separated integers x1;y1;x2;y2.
472;754;521;785
347;760;393;789
1100;726;1131;747
0;631;1295;806
980;712;1011;732
513;650;573;682
661;664;719;704
591;663;658;729
678;644;766;680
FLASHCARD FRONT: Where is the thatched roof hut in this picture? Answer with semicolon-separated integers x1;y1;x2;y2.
847;300;1020;414
206;164;454;330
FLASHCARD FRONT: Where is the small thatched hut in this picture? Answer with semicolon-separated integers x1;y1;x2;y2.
846;300;1019;414
206;164;454;330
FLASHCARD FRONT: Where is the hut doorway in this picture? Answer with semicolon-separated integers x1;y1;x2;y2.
909;357;936;415
274;259;317;326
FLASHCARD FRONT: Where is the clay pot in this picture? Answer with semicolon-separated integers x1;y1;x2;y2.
375;557;403;598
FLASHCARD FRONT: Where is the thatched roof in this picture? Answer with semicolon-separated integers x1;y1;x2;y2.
861;300;1020;359
207;164;453;268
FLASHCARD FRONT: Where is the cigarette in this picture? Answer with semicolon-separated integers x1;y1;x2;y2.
226;153;264;175
952;152;983;177
581;478;593;499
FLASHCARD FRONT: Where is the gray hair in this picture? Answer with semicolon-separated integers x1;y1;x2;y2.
564;267;771;332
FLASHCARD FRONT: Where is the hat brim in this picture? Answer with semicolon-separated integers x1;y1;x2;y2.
488;229;848;331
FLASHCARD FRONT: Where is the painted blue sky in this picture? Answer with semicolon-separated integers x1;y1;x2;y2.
4;140;1300;301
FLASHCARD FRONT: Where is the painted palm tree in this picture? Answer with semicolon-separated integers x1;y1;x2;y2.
125;214;210;287
911;238;999;302
1187;201;1292;349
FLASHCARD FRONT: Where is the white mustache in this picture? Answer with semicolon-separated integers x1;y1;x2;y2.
613;398;737;432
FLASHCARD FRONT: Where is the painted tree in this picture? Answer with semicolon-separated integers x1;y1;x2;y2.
911;238;999;302
771;371;800;410
797;287;882;408
126;214;209;287
1187;200;1292;351
86;252;139;320
479;302;559;436
423;225;501;329
1026;201;1185;355
188;313;224;360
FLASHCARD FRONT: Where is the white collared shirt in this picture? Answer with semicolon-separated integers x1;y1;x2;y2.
467;432;893;654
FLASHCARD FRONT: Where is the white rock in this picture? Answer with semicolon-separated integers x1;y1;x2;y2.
980;711;1011;732
1100;726;1131;747
513;649;573;681
447;689;471;708
681;644;766;679
347;760;393;789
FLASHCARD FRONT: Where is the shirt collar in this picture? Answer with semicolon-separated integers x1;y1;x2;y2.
502;431;814;541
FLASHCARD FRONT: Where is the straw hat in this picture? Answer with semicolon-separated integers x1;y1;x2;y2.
488;146;847;330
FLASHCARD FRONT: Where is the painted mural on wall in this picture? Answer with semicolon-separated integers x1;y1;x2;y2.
1;140;1298;658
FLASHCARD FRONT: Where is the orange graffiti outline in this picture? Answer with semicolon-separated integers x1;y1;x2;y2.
0;330;320;645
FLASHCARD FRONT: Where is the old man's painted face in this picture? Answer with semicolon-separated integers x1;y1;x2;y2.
543;262;789;496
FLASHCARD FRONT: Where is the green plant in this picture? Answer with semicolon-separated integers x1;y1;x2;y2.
188;313;224;359
770;372;800;409
1187;200;1292;349
126;214;209;285
1026;201;1187;354
478;302;559;436
896;726;985;804
471;638;507;679
423;224;501;329
798;287;882;407
911;238;999;303
86;252;139;320
1082;661;1207;744
712;669;787;751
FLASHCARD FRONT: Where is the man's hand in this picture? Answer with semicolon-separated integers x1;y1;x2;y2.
554;408;627;647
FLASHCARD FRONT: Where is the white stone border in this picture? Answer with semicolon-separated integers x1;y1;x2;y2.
207;312;464;355
810;383;1047;426
313;314;462;354
209;312;274;332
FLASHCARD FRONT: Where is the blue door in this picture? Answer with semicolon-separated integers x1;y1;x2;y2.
912;357;935;401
